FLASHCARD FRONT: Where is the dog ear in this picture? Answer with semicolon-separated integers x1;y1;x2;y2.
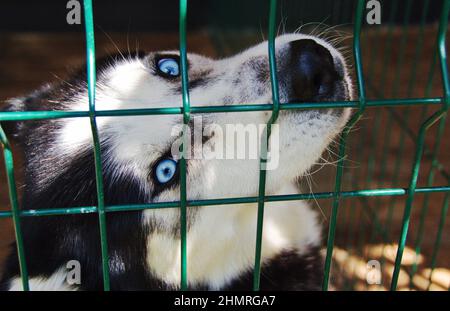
1;84;53;143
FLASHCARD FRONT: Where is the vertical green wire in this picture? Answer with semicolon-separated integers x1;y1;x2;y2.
390;0;450;291
0;127;29;290
322;0;366;291
179;0;190;291
83;0;110;291
253;0;280;291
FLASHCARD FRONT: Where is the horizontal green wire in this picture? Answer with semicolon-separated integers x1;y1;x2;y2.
0;98;445;121
1;185;447;219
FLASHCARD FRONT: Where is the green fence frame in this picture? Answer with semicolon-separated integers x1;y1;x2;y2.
0;0;449;291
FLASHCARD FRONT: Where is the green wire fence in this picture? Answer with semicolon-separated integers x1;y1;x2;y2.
0;0;449;291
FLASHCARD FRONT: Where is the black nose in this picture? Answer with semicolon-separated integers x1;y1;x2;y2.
287;39;340;102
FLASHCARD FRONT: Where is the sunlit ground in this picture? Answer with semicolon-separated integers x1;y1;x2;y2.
331;244;450;291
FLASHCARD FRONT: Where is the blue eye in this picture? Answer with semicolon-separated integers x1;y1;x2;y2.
155;158;177;184
157;58;180;77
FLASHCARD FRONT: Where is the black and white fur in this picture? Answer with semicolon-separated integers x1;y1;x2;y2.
0;34;352;290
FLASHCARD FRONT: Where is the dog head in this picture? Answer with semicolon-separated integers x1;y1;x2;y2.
4;33;352;216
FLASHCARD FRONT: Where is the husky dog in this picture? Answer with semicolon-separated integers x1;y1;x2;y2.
0;34;352;290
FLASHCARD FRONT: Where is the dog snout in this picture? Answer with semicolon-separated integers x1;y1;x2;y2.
285;39;341;102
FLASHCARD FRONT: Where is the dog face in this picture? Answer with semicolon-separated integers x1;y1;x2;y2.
6;34;352;227
3;33;353;290
57;35;348;188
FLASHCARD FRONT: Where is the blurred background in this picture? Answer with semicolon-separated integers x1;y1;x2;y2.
0;0;449;290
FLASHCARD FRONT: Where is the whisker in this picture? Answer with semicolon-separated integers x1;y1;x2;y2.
98;26;127;62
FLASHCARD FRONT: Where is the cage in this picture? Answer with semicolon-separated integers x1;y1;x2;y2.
0;0;449;291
